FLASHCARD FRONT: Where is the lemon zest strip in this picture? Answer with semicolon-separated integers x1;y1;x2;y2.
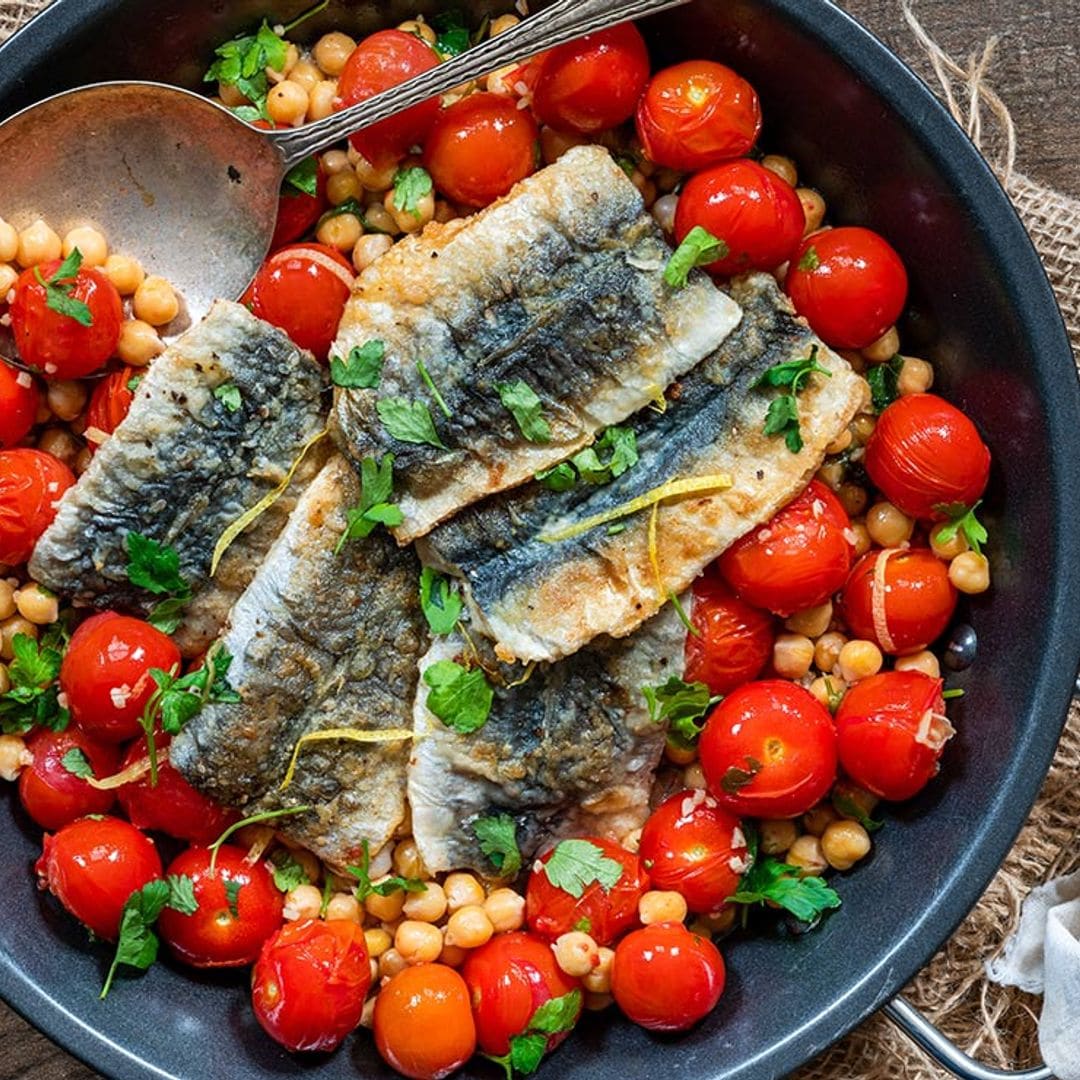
280;727;413;791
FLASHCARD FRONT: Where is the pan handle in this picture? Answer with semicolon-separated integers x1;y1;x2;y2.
883;997;1055;1079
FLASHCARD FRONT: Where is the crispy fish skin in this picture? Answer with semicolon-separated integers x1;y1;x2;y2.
408;606;683;878
170;455;425;867
419;274;869;664
331;145;741;543
29;301;328;656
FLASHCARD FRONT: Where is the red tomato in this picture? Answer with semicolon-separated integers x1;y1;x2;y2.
0;448;75;565
718;480;853;616
611;922;725;1032
674;160;805;276
639;790;748;915
785;227;908;350
526;837;648;945
157;845;283;968
252;918;371;1053
462;931;581;1057
835;671;953;801
635;60;761;172
245;243;354;362
684;576;774;696
18;727;120;830
0;360;38;449
841;548;958;656
272;160;329;250
864;393;991;520
374;964;476;1080
10;258;123;379
424;92;540;208
85;366;138;447
35;816;162;940
337;30;441;168
60;612;181;743
699;680;837;819
532;23;650;135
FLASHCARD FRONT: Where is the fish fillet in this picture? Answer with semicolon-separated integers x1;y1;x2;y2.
409;606;684;878
331;145;741;543
419;274;869;663
170;455;426;867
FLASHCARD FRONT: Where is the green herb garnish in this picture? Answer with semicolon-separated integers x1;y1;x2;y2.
541;839;622;899
663;226;729;289
269;849;310;893
336;454;404;552
213;383;242;413
125;532;192;634
60;747;94;779
866;354;904;413
934;500;988;555
208;805;312;877
377;397;448;450
497;380;551;444
419;567;464;636
223;879;243;918
417;359;451;419
34;248;92;327
392;166;434;216
432;10;470;57
729;848;841;924
485;990;582;1079
798;246;820;271
347;839;427;903
423;660;493;734
535;426;638;490
473;813;521;878
331;341;385;389
755;345;832;453
283;155;319;197
642;676;718;751
0;633;68;734
204;19;288;122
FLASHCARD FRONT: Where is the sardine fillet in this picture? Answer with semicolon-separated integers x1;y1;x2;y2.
170;455;426;867
332;145;741;543
409;606;684;878
420;274;869;663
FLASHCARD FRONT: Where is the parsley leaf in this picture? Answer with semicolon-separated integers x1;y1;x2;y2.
720;756;763;794
763;394;803;453
866;355;904;413
933;500;988;555
642;676;718;751
335;454;404;552
537;427;639;491
473;813;521;877
377;397;448;450
34;248;93;327
496;380;551;444
728;854;841;924
126;375;143;392
166;874;199;916
224;879;243;918
423;660;493;733
213;383;242;413
534;462;576;492
663;226;729;288
486;990;582;1079
346;839;426;903
283;155;319;197
60;747;94;779
0;633;68;734
417;359;451;419
832;792;884;833
330;341;385;389
419;567;463;636
101;880;170;999
798;245;821;271
541;839;623;899
432;10;470;57
392;166;434;216
269;849;310;893
125;532;191;633
150;642;239;738
755;345;831;454
204;19;288;121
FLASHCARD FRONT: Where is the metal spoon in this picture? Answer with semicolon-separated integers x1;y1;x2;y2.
0;0;689;326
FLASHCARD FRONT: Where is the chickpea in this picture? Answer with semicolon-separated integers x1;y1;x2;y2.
73;447;93;475
814;631;847;673
0;264;18;301
786;835;827;876
850;412;877;445
582;947;615;994
392;840;426;880
862;326;900;364
665;740;696;766
798;188;826;235
117;319;165;367
898;356;934;396
784;601;833;639
352;234;394;274
444;873;485;913
895;650;942;678
630;171;658;208
444;905;494;949
321;149;351;176
849;521;872;558
540;125;588;165
385;189;435;235
639;890;688;926
351;151;398;192
133;276;179;326
651;193;678;235
402;881;447;923
325;892;363;924
490;13;521;36
0;733;32;782
289;59;322;94
761;154;797;186
809;675;846;712
317;213;363;252
837;639;883;683
0;664;9;696
308;79;339;122
865;501;915;547
772;633;815;679
483;888;526;933
379;947;408;980
269;42;299;80
365;927;392;959
365;888;406;923
0;219;18;263
825;428;853;455
218;81;249;107
103;254;145;296
15;584;58;626
759;819;798;856
949;551;990;594
683;762;707;790
45;379;87;422
1;617;37;660
396;19;436;45
552;932;599;978
283;883;323;921
0;580;15;620
821;820;872;871
59;225;108;268
363;203;398;236
395;920;443;964
837;482;868;517
16;219;62;267
816;460;844;491
802;804;840;838
266;80;309;127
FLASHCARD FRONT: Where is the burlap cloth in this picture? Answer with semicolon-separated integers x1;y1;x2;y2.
1;1;1078;1077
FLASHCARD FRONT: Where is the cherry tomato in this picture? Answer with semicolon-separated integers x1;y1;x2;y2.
337;30;441;168
158;845;282;968
674;160;805;276
374;964;477;1080
526;837;648;945
700;680;837;819
462;931;581;1057
35;816;162;940
18;727;120;830
10;258;123;379
532;23;650;135
60;612;181;743
245;243;354;362
252;918;371;1053
835;671;953;801
684;575;774;696
718;480;854;616
785;227;908;350
639;790;748;915
0;448;76;565
0;360;38;449
85;366;138;447
611;922;725;1032
841;548;958;655
635;60;761;172
424;92;540;208
272;159;329;250
864;393;991;521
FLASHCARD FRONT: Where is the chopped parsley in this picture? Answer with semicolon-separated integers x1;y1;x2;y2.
728;832;841;924
213;383;242;413
431;10;470;57
832;792;884;833
942;688;965;700
346;839;426;903
283;155;319;197
496;380;551;444
485;990;582;1078
125;532;192;634
417;359;451;419
335;454;404;551
166;874;199;916
147;641;240;738
798;245;821;271
720;756;763;794
473;813;521;878
535;426;638;490
126;375;143;392
60;747;94;780
663;227;729;289
423;660;493;734
377;397;448;450
541;839;622;899
269;848;310;893
418;567;464;636
204;19;288;122
34;248;92;327
223;879;243;918
392;166;434;216
755;345;832;453
866;354;904;413
0;632;68;734
330;341;385;389
642;676;718;752
934;500;988;555
534;462;575;492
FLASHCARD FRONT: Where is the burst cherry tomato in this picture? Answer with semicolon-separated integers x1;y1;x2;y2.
612;922;725;1032
835;671;953;801
463;931;580;1057
272;159;329;250
841;548;957;655
684;576;774;696
424;92;539;208
635;60;761;172
674;160;805;276
375;964;477;1080
60;612;181;743
864;393;991;521
10;257;123;378
252;918;371;1053
0;448;75;565
700;680;837;819
18;727;120;830
785;227;908;350
85;366;138;447
639;790;748;915
0;360;38;449
35;816;162;940
526;837;649;945
532;23;650;135
718;480;853;616
244;243;354;362
337;30;441;168
157;845;282;968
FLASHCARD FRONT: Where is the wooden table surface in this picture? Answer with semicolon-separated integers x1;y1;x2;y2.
1;3;1077;1079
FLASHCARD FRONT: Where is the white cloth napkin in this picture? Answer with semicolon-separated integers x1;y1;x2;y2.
986;868;1080;1079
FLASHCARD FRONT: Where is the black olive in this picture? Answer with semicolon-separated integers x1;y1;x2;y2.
943;624;977;671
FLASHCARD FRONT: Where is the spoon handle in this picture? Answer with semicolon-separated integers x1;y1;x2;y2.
269;0;691;168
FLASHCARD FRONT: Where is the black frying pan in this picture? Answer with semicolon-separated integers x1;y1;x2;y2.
0;2;1077;1078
